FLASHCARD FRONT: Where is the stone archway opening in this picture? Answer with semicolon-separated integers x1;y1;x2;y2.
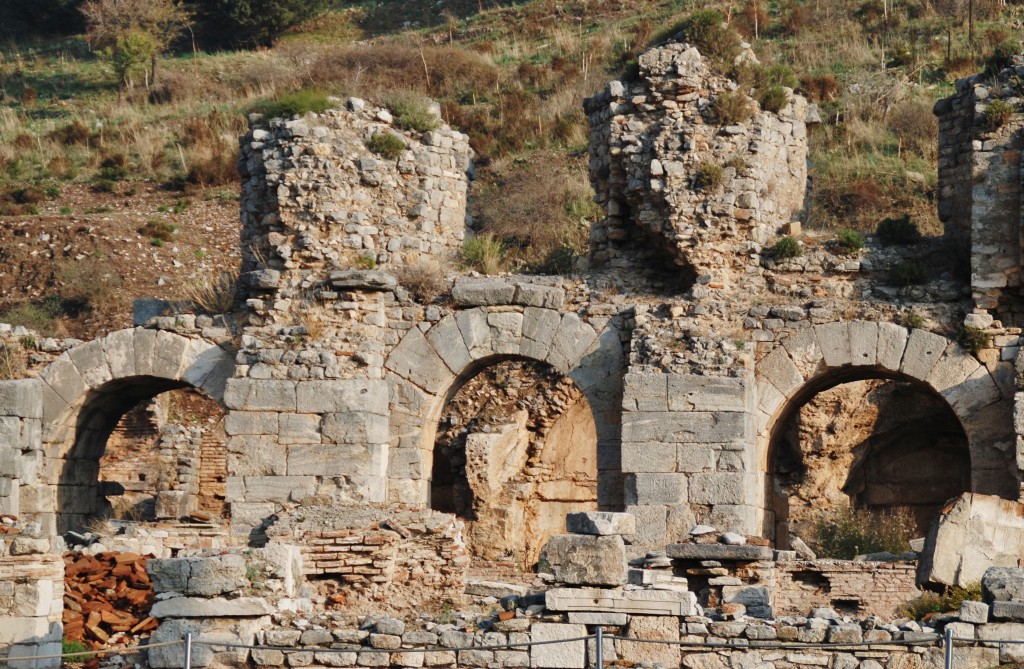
431;358;598;567
768;376;970;549
57;376;227;534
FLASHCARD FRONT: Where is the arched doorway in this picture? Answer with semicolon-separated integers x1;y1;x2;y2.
430;357;598;565
755;322;1016;544
33;329;234;534
770;378;971;544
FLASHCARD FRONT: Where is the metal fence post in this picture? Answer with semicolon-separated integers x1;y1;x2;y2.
184;632;193;669
944;625;953;669
595;627;603;669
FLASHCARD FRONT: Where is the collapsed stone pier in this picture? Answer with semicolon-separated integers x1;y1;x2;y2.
3;38;1024;666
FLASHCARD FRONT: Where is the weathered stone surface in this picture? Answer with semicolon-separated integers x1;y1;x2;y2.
150;596;275;618
451;278;516;306
618;616;680;667
961;600;990;624
329;270;398;291
543;534;627;586
565;511;636;536
984;567;1024;603
224;379;296;411
666;543;773;561
530;623;586;669
545;587;696;616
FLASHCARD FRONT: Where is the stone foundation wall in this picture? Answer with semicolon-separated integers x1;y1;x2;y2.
0;548;64;669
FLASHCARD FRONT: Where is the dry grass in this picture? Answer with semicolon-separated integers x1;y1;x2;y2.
396;260;448;303
183;271;237;314
0;341;26;380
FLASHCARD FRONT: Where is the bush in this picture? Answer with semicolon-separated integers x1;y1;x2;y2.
984;39;1018;75
98;154;129;181
49;120;91;146
693;162;724;191
139;220;176;243
876;215;921;245
835;229;865;255
959;325;991;354
711;90;754;125
902;310;925;329
898;583;982;620
660;10;741;68
758;86;789;113
773;235;802;259
384;93;441;133
983;99;1014;130
258;88;332;119
396;261;447;303
368;133;407;160
462;234;507;275
889;260;928;286
810;506;917;559
190;0;331;47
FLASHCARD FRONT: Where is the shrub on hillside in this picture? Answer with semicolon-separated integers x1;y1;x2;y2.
711;91;754;125
810;506;916;559
889;260;927;286
383;93;440;133
758;86;789;113
773;235;801;259
835;229;865;255
189;0;330;47
657;10;741;68
693;162;724;191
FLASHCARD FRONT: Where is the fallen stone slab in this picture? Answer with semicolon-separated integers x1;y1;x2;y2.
464;580;529;598
545;587;697;616
150;597;275;618
666;543;773;561
544;534;627;586
565;511;636;536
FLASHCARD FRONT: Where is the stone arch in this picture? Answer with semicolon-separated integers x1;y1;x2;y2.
30;328;234;533
754;320;1016;538
385;306;625;510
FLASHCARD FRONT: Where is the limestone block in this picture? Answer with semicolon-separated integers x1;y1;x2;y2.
568;612;629;625
543;534;627;586
876;322;909;370
621;441;675;473
426;316;473;374
229;502;276;537
520;307;562;362
926;344;981;393
622;411;748;443
781;328;823;377
977;622;1024;641
67;339;112;389
547;314;598;372
487;311;524;355
983;567;1024;603
38;354;87;405
321;412;387;445
287;443;370;476
545;587;696;616
295;380;388;415
827;624;863;643
224;379;296;411
224;412;279;436
238;476;317;503
814;322;851;367
618;616;680;667
150;596;275;618
153;330;190;379
961;600;990;623
226;435;286;476
155;490;195;519
625;473;687;505
514;283;565;309
0;380;43;419
688;472;752;505
622;373;668;411
386;327;455;391
848;321;879;366
329;270;397;291
452;278;516;306
133;328;158;376
278;413;321;444
565;511;636;536
757;347;803;395
668;375;748;412
901;329;949;380
530;623;586;668
943;365;1003;414
185;340;233;401
100;328;137;380
666;543;773;561
625;505;667;548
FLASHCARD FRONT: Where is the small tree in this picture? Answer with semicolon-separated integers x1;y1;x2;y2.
191;0;330;47
81;0;190;88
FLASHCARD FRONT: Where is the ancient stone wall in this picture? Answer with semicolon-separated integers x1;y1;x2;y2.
0;523;64;669
757;561;920;620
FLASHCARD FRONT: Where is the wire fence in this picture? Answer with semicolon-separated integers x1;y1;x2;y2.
0;626;1016;668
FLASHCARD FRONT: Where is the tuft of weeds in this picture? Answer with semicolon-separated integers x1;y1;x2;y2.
396;260;447;303
902;310;925;329
810;506;917;559
693;162;724;191
140;220;176;243
835;229;865;255
758;86;790;113
353;255;377;270
898;583;982;620
0;341;26;380
983;99;1014;131
258;88;332;119
462;234;507;275
958;325;991;355
383;92;441;133
657;10;741;69
368;132;407;159
773;235;802;259
711;91;755;125
183;271;237;314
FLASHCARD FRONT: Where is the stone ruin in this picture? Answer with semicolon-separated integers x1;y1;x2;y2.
5;35;1024;669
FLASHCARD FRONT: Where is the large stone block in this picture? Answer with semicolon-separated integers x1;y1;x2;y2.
451;278;516;306
0;380;42;419
224;379;296;411
876;322;909;371
625;473;687;505
150;596;274;618
984;567;1024;603
848;321;879;366
618;616;680;667
622;373;668;412
757;347;803;395
565;511;636;536
666;543;773;561
295;380;388;415
385;328;454;391
814;322;851;367
621;411;748;443
543;534;627;585
287;443;370;476
226;435;286;476
425;316;472;374
901;329;949;380
530;623;586;669
321;412;388;445
687;473;752;505
668;375;748;412
621;441;675;473
545;587;696;616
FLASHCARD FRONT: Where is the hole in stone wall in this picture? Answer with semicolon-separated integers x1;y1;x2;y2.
59;381;227;534
431;359;598;567
769;379;970;549
792;570;831;595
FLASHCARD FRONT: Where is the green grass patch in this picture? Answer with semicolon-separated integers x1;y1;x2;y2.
258;88;332;119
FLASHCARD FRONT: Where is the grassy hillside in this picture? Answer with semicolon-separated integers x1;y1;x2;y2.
0;0;1020;332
